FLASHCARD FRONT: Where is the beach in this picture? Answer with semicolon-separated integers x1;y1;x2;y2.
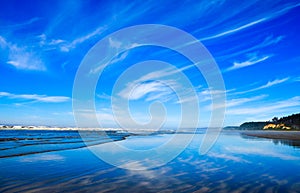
241;130;300;140
1;130;300;192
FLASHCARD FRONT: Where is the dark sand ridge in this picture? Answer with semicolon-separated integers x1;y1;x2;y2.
241;131;300;140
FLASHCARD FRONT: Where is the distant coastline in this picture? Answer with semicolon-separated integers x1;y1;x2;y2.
225;113;300;131
1;113;299;137
0;125;180;135
0;125;123;131
223;113;300;141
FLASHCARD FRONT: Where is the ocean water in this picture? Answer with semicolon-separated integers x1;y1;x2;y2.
0;130;300;192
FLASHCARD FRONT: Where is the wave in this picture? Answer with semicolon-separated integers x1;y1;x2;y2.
0;130;129;158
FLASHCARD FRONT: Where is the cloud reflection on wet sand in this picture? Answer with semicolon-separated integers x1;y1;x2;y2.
1;132;300;192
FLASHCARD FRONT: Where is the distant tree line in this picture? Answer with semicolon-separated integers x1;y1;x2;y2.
239;122;268;130
274;113;300;129
239;113;300;130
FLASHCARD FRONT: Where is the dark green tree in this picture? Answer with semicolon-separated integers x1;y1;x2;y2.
272;117;279;123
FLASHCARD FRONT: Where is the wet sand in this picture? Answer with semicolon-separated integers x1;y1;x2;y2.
2;130;300;192
241;130;300;140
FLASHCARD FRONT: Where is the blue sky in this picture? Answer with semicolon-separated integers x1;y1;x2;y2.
0;0;300;128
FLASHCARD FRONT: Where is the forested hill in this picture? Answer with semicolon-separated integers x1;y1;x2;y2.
239;122;268;130
239;113;300;130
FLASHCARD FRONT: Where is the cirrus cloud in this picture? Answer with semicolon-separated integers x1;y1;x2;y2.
0;92;70;103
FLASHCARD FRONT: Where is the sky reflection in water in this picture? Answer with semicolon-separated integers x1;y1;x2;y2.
0;131;300;192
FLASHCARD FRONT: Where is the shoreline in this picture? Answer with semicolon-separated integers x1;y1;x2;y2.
241;130;300;140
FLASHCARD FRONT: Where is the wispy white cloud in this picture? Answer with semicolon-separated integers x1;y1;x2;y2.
226;53;271;71
200;2;300;41
175;95;196;104
37;34;65;49
131;64;195;83
96;93;112;100
295;77;300;82
116;64;197;103
61;26;106;52
7;52;45;71
215;35;284;62
226;96;300;115
192;88;231;104
108;37;141;50
119;81;175;102
207;95;267;110
225;95;266;108
262;35;285;45
0;36;7;48
200;18;268;41
200;89;228;96
256;78;289;90
90;50;130;74
109;37;123;49
0;92;70;103
89;38;141;74
0;17;40;29
0;36;46;71
49;39;65;45
110;51;129;65
39;26;107;52
72;27;106;45
234;78;290;94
